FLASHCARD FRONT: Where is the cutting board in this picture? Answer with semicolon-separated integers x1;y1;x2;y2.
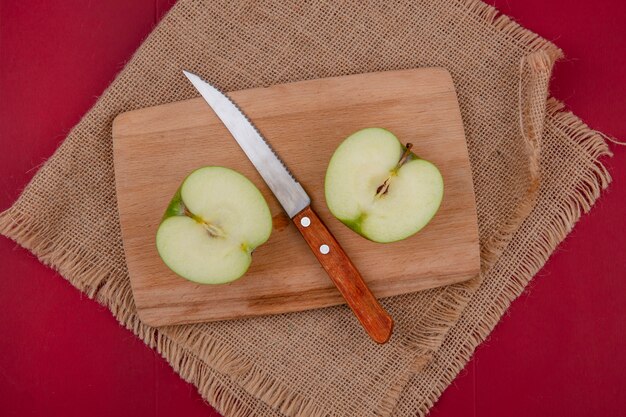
112;69;480;327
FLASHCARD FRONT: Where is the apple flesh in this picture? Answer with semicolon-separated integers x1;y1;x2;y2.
325;128;444;243
156;167;272;284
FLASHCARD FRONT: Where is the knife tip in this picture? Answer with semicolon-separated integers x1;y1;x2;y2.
182;69;197;80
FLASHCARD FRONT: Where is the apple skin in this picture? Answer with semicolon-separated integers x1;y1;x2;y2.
156;166;272;284
163;188;185;218
324;128;444;243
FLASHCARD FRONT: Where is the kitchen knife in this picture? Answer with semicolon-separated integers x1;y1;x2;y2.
183;70;394;343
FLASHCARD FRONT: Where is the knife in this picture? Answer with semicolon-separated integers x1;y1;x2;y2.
183;70;394;344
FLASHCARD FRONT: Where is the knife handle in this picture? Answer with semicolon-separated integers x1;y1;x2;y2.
293;206;394;344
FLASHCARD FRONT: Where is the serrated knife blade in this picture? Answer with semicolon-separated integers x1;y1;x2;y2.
182;70;310;218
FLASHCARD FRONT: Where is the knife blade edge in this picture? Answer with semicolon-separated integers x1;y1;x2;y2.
183;70;310;218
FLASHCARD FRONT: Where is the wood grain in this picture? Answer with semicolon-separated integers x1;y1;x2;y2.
112;69;480;327
293;206;394;343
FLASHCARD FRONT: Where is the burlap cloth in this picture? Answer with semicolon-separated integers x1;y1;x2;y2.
0;1;613;416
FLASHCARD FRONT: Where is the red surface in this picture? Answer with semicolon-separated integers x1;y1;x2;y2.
0;1;624;416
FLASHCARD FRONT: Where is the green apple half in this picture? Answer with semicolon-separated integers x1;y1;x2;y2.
325;128;444;243
156;167;272;284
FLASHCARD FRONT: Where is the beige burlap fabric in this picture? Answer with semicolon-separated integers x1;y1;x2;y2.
0;1;612;416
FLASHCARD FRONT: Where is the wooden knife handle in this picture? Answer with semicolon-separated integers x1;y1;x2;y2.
293;206;394;343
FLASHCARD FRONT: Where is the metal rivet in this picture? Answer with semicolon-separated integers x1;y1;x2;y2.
319;244;330;255
300;216;311;227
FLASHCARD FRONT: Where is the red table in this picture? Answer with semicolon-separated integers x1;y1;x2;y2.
1;1;624;416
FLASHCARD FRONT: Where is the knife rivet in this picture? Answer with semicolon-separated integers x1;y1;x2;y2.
300;217;311;227
319;244;330;255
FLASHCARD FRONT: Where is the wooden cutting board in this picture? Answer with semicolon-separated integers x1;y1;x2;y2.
112;69;480;327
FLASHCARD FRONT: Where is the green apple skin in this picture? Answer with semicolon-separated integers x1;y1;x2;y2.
163;188;185;218
324;128;444;243
156;167;272;284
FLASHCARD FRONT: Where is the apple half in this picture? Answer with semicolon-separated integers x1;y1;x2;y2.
325;128;444;243
156;167;272;284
